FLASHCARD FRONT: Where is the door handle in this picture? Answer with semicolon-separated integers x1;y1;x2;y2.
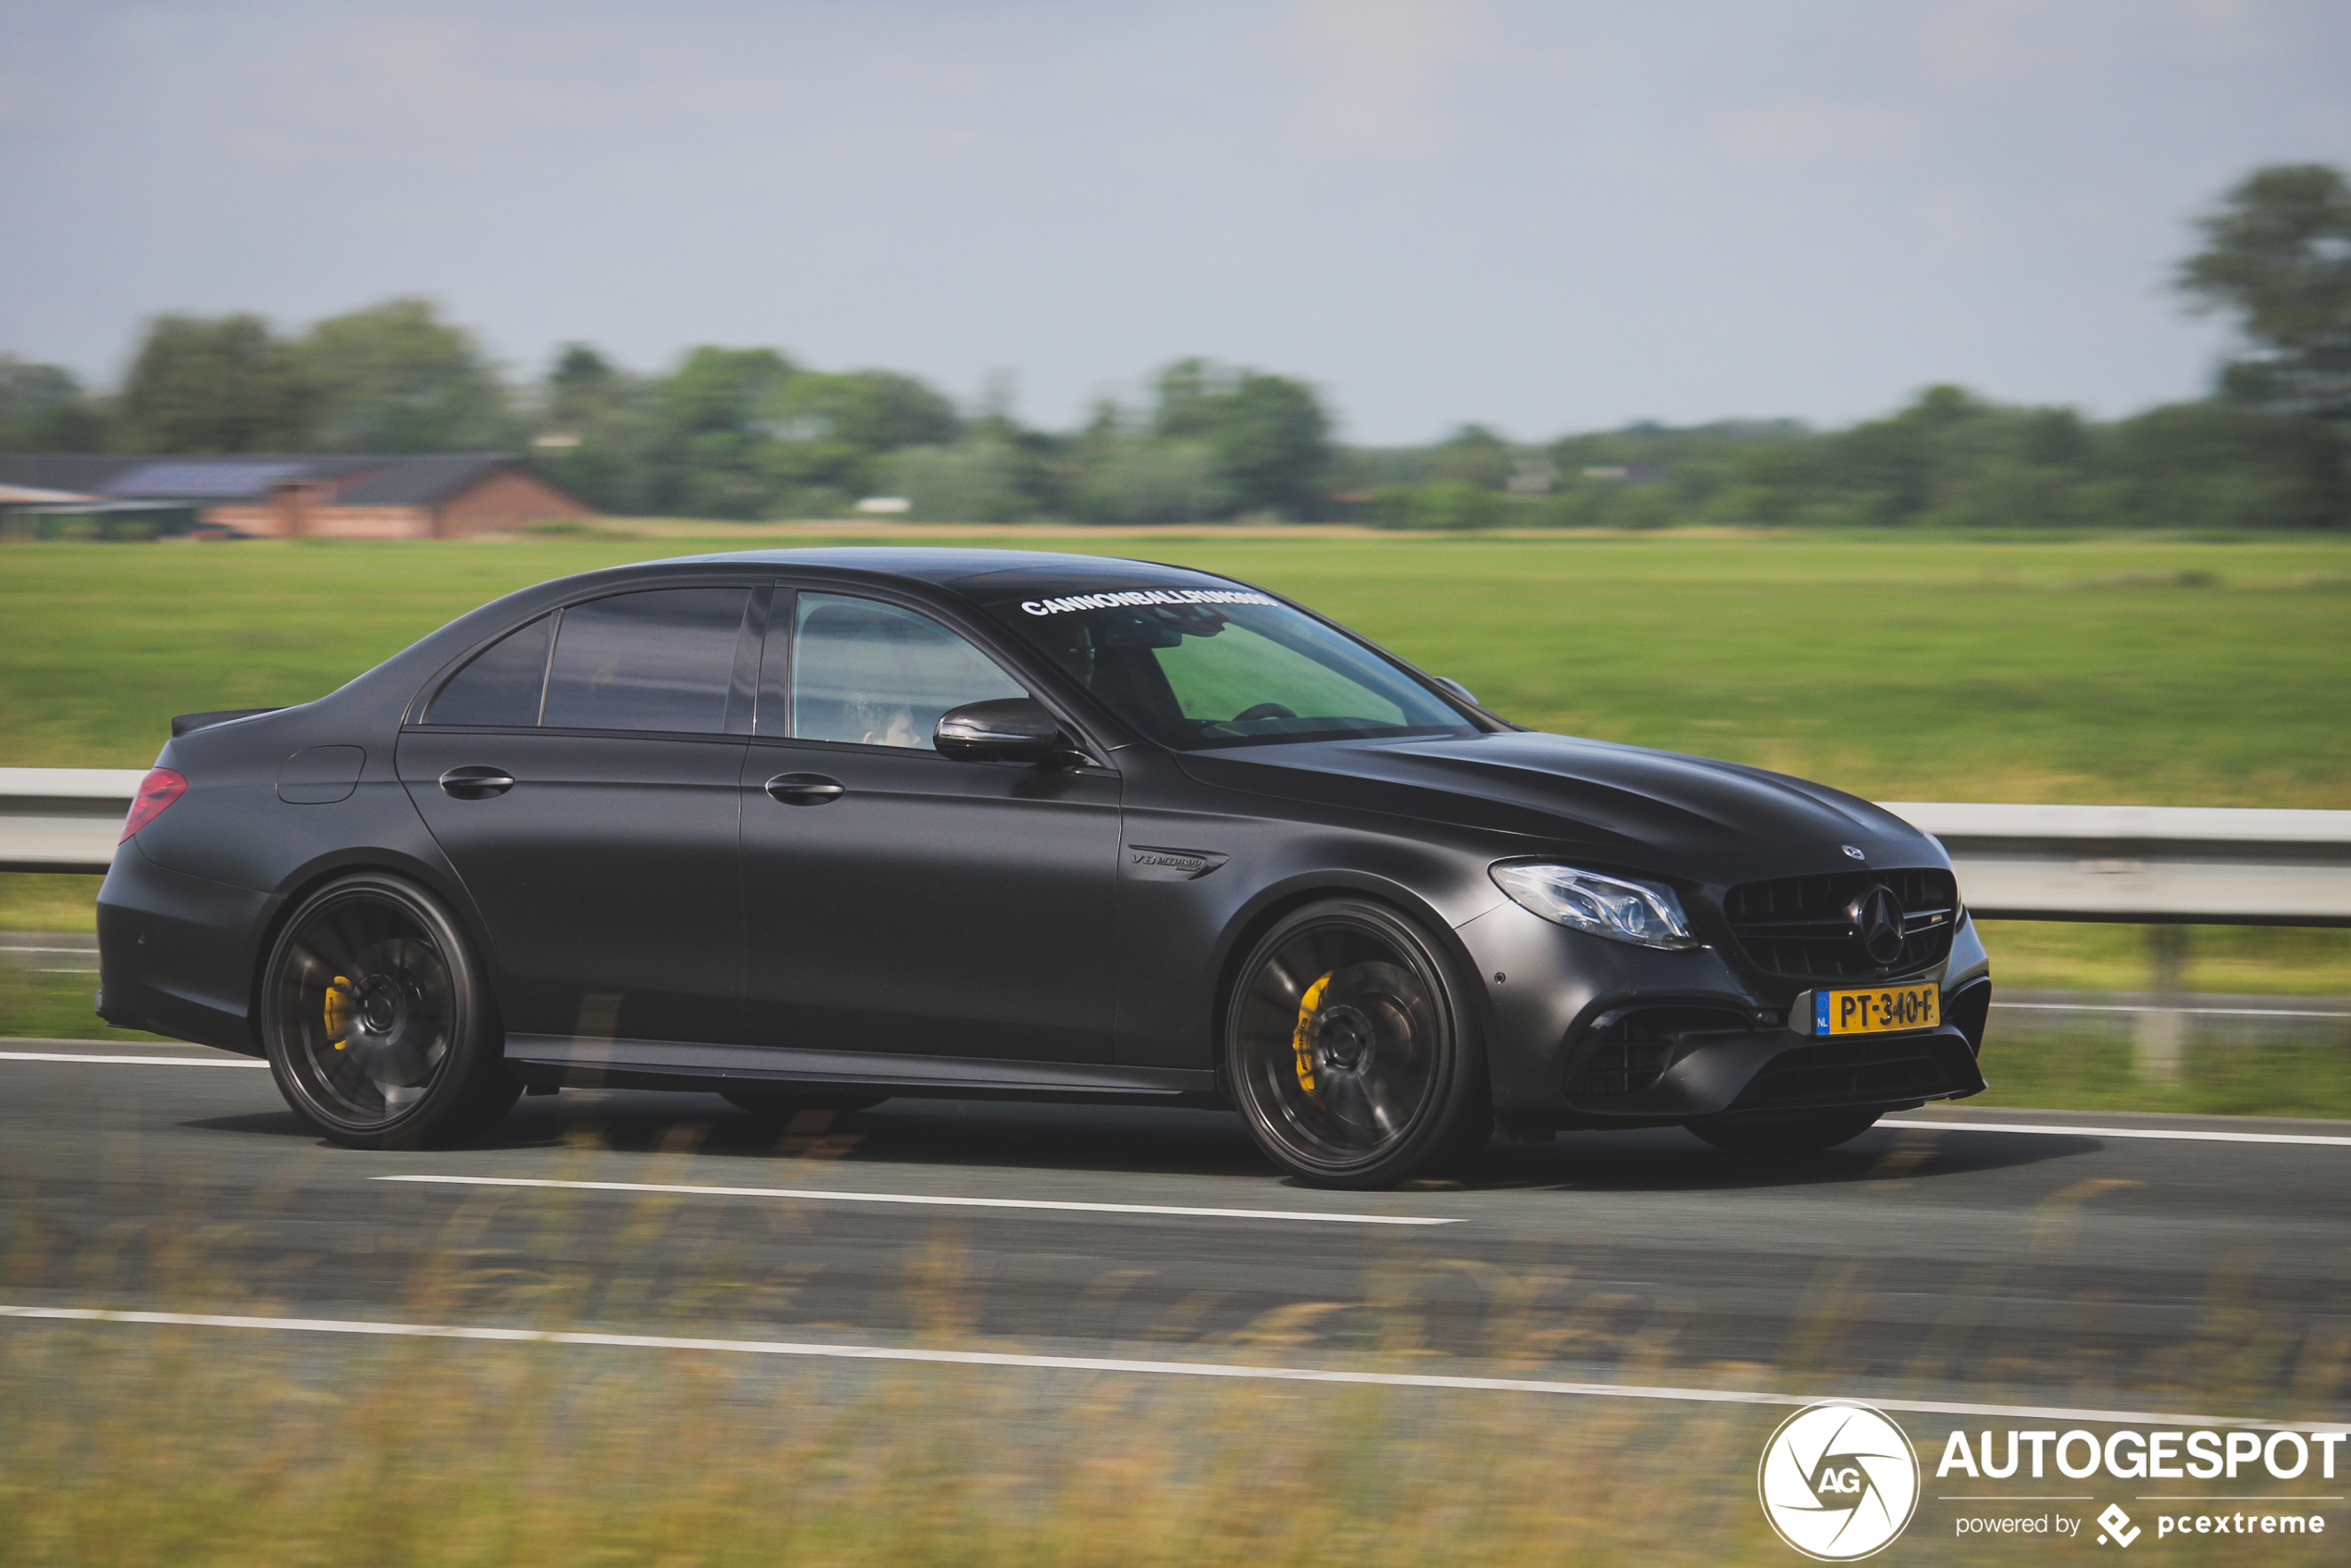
765;772;845;805
439;766;516;800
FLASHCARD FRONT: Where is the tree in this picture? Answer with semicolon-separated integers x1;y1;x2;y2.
658;346;796;436
1429;424;1515;489
889;441;1027;523
115;314;307;453
643;346;796;516
292;297;510;452
2099;401;2343;529
544;342;622;427
1153;358;1334;516
1071;437;1231;523
1822;384;2001;524
757;368;962;513
528;342;673;515
1371;480;1506;530
2179;164;2351;418
0;356;109;451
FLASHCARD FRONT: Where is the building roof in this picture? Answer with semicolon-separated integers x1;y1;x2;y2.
0;453;554;507
0;482;101;504
332;454;516;505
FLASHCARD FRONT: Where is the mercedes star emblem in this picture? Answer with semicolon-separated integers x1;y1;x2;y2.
1852;886;1907;966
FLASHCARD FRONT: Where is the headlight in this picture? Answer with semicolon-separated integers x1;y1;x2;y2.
1490;863;1701;951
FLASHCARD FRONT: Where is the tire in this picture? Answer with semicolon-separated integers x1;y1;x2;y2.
1224;898;1489;1189
1686;1110;1881;1157
721;1091;884;1119
260;873;518;1151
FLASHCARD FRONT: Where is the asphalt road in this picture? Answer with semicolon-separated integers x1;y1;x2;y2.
3;1038;2346;1423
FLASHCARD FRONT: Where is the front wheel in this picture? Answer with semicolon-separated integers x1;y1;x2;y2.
1224;898;1489;1189
260;873;517;1151
1686;1110;1881;1157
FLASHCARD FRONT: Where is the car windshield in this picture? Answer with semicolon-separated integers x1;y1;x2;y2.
977;585;1476;750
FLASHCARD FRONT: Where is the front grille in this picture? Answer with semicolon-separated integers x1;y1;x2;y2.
1720;866;1959;981
1571;1006;1750;1097
1731;1035;1967;1111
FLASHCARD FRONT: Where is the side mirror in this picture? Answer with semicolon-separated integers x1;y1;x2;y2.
935;697;1073;765
1433;676;1480;707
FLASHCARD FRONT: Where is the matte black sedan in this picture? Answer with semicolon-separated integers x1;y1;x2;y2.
97;549;1989;1186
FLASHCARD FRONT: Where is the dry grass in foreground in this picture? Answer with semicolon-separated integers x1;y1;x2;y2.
0;1325;1778;1568
4;1322;2336;1568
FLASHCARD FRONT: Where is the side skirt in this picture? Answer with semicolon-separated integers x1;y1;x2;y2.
503;1035;1223;1106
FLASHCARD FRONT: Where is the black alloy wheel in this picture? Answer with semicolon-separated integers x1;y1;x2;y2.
261;873;518;1150
1224;898;1489;1188
1686;1110;1882;1157
721;1091;885;1120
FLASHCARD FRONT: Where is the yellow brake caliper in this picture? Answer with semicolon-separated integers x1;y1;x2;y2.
324;977;355;1050
1290;971;1334;1101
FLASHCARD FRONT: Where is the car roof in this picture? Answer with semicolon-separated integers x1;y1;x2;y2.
657;546;1238;591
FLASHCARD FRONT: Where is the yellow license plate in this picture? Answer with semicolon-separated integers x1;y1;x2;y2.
1816;983;1939;1036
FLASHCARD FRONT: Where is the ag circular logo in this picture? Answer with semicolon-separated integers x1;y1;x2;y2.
1757;1401;1921;1561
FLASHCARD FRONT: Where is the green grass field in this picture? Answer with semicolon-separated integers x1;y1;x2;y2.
2;528;2345;1102
5;528;2349;804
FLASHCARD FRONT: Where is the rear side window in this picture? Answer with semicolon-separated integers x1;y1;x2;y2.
542;588;753;734
428;616;551;726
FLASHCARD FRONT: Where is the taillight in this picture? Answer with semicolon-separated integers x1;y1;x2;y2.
121;768;187;841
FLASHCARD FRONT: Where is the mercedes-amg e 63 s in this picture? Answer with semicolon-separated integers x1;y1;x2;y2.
97;550;1990;1187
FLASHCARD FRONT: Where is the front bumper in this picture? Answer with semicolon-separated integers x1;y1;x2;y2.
1454;896;1992;1126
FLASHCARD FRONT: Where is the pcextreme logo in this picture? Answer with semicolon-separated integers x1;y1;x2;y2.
1759;1401;1922;1560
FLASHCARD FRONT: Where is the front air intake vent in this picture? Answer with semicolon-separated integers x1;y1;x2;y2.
1720;866;1959;981
1727;1035;1975;1111
1571;1006;1752;1098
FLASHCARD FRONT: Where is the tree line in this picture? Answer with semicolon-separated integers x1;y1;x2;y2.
2;163;2344;529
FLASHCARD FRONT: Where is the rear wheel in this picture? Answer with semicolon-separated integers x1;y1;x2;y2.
1686;1110;1880;1157
260;874;517;1151
721;1091;883;1120
1224;898;1488;1189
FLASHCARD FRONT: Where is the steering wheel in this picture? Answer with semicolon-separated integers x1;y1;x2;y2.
1234;703;1298;722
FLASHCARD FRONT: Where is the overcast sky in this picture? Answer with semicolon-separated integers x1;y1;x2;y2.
3;0;2347;442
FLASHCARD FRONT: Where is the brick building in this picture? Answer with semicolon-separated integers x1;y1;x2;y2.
0;454;593;539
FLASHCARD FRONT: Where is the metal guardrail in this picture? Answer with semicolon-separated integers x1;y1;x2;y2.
0;768;146;875
3;772;2347;928
1879;803;2351;927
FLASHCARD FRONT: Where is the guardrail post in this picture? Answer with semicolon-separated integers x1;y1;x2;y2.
2134;924;2191;1082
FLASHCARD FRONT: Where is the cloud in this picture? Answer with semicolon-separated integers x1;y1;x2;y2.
1926;0;2281;82
1717;99;1913;168
1288;0;1487;156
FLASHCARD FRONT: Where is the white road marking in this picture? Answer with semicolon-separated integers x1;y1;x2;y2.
378;1173;1459;1226
0;1051;267;1069
3;1304;2343;1435
1882;1118;2351;1148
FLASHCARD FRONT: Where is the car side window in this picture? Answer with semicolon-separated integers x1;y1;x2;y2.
786;593;1026;749
541;588;753;734
428;615;552;726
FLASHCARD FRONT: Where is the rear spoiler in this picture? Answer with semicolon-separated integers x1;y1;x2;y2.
171;707;283;737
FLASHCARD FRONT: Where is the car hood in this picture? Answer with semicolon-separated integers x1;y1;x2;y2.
1174;731;1939;870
